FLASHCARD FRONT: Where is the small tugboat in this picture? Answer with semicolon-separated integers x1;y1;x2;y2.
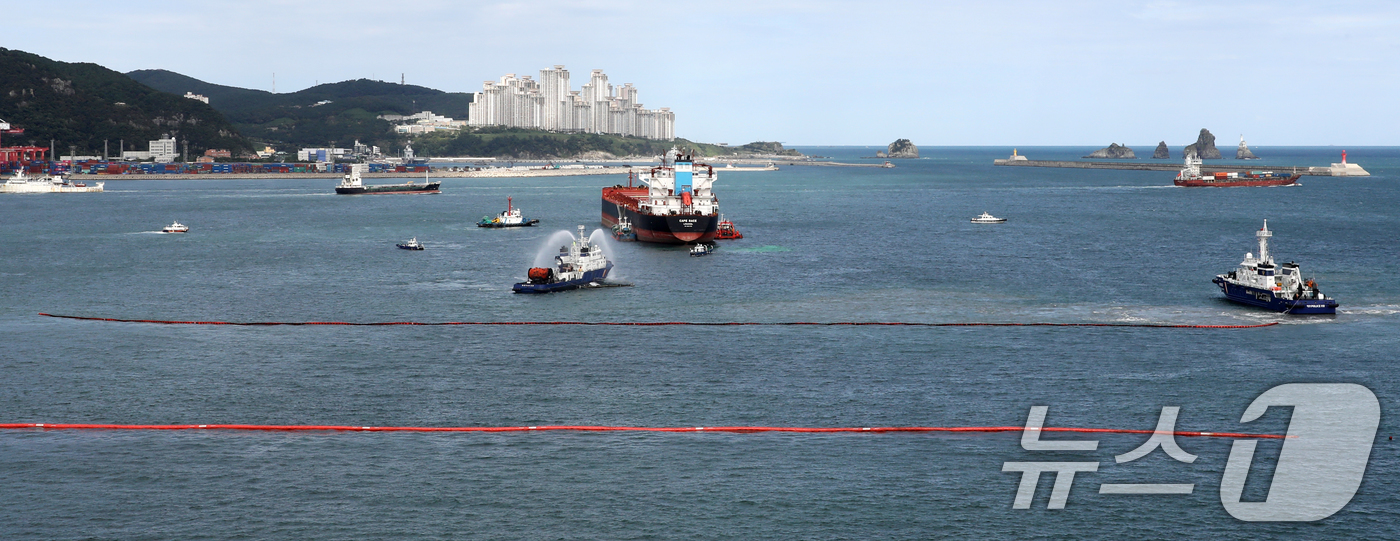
611;216;637;241
714;215;743;239
970;212;1006;224
479;197;539;228
162;221;189;233
396;237;424;250
335;164;441;195
513;225;615;293
689;242;715;257
1212;220;1337;314
1174;155;1298;187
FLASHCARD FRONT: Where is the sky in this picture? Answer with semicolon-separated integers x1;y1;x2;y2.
11;1;1400;146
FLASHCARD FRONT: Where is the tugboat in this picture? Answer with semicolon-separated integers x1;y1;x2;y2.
479;197;539;228
335;164;441;194
162;221;189;233
689;242;715;257
601;148;720;244
714;215;743;239
611;216;637;241
513;225;615;293
396;237;424;250
970;212;1006;224
1212;220;1337;314
1174;155;1298;187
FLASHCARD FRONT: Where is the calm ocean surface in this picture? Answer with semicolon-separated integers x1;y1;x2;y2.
1;146;1397;539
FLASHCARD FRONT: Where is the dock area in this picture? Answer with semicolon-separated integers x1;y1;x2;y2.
992;159;1368;177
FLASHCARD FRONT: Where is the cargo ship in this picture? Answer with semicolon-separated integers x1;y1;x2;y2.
1212;220;1337;314
1174;155;1298;187
601;148;718;244
513;226;614;293
335;164;440;195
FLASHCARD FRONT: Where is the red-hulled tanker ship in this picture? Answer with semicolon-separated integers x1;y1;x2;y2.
601;148;719;244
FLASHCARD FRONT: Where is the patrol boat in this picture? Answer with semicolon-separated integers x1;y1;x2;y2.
1;170;104;193
1212;220;1337;314
514;225;615;293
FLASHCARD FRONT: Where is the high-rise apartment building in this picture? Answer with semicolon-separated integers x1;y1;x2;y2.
468;65;675;140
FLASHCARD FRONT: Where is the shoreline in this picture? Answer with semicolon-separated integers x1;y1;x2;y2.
69;165;779;181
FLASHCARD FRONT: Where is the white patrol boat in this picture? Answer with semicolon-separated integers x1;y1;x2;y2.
970;212;1006;224
514;226;615;293
1212;220;1337;314
1;170;104;193
162;221;189;233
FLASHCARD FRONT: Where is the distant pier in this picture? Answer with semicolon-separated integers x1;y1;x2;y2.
993;158;1367;177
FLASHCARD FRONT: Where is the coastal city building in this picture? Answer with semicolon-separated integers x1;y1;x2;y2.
468;66;674;140
380;111;467;134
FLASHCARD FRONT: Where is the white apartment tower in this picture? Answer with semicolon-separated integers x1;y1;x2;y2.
468;65;675;140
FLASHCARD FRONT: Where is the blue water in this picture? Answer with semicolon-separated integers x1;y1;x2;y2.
1;147;1397;539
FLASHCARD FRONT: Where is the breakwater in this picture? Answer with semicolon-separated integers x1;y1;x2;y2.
993;159;1364;177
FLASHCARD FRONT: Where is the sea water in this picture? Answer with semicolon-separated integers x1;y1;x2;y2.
1;147;1397;538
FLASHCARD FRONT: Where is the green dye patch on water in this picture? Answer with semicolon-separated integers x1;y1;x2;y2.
727;245;791;253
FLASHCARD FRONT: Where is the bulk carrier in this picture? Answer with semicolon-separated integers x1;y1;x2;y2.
601;148;718;244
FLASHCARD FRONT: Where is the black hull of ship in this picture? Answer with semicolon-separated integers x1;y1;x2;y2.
601;199;717;244
336;182;441;195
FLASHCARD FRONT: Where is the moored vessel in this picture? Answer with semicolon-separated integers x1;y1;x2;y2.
1212;220;1337;314
602;148;719;244
478;197;539;228
1;170;104;193
689;242;715;257
1174;155;1297;187
514;226;615;293
335;164;441;195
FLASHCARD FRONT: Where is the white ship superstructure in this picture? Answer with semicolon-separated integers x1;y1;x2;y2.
637;148;718;218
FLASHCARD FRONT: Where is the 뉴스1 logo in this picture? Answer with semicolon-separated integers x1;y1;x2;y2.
1002;383;1379;521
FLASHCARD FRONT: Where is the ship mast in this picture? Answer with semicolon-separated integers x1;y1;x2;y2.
1257;220;1272;264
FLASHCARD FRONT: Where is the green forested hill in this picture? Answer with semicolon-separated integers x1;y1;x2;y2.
0;48;253;156
128;69;473;150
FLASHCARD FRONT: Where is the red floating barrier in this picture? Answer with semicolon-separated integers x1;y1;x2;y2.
0;423;1284;439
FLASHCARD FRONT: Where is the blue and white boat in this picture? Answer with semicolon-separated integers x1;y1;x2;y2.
1212;220;1337;314
513;226;615;293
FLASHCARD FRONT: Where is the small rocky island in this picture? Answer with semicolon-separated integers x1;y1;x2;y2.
1183;128;1222;159
1236;136;1259;160
1084;143;1136;159
1152;141;1170;159
876;139;919;159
